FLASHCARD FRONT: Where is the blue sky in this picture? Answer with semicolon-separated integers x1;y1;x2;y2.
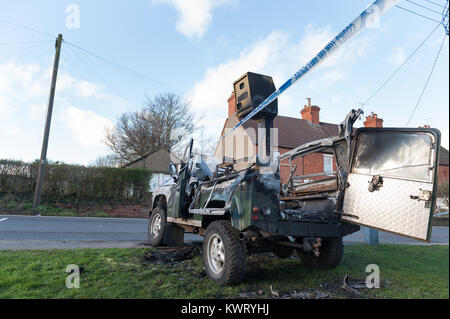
0;0;448;165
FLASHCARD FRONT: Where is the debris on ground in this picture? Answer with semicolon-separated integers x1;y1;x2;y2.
285;290;329;299
143;245;200;267
341;274;366;295
317;276;371;299
270;285;280;297
238;290;264;298
267;285;328;299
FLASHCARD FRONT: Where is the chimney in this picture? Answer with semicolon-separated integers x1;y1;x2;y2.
301;97;321;125
228;92;237;117
364;112;384;128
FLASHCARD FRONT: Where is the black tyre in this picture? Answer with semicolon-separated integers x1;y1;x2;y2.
148;206;166;246
203;221;246;285
296;237;343;270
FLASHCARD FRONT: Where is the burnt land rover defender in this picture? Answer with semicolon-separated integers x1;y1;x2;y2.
149;73;441;285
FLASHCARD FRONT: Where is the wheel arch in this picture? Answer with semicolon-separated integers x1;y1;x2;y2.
152;194;167;216
202;211;231;230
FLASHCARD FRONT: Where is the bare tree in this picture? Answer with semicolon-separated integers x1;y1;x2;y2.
143;92;194;152
193;125;216;156
91;154;123;167
105;92;194;163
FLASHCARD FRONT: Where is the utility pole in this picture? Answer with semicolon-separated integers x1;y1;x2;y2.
33;34;63;209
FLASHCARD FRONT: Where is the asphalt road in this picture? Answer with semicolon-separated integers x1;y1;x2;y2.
0;215;448;250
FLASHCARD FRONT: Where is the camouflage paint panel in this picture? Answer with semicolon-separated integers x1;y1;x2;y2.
194;185;229;208
228;170;280;232
249;171;281;233
229;180;253;231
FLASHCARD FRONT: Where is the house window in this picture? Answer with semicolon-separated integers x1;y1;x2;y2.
323;154;333;175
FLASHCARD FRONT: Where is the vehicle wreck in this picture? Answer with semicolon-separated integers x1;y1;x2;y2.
149;72;441;285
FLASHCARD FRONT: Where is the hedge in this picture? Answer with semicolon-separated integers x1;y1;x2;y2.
0;159;152;204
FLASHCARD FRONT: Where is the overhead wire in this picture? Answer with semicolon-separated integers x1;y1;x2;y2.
421;0;446;9
65;43;130;102
0;18;56;39
0;40;53;46
0;42;52;55
442;0;449;34
394;4;444;22
63;40;187;98
0;16;190;104
405;33;447;126
360;22;442;110
406;0;444;15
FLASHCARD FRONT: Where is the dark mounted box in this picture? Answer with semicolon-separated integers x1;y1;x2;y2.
233;72;278;121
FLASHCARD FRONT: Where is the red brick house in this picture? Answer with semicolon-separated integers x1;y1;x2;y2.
418;125;449;183
215;94;385;184
438;146;449;183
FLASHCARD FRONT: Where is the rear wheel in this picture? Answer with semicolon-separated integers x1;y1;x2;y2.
296;237;343;270
148;206;166;246
203;221;246;285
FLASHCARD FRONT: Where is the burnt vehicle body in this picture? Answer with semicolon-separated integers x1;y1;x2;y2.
149;74;441;285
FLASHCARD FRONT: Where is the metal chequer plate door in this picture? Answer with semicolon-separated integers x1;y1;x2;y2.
342;128;441;242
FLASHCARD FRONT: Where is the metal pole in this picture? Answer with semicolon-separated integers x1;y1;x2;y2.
33;34;63;208
364;227;379;246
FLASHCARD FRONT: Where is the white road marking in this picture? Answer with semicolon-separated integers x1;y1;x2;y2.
0;218;8;222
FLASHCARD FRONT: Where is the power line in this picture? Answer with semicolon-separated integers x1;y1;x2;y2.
406;0;444;15
443;0;449;34
0;16;188;101
360;22;442;109
406;34;447;126
0;18;56;39
64;40;187;98
65;44;127;101
0;40;52;46
395;5;444;23
421;0;446;9
0;42;52;55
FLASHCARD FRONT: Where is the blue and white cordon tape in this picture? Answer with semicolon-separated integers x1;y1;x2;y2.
218;0;401;143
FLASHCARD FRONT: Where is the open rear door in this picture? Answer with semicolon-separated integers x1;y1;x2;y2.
342;128;441;242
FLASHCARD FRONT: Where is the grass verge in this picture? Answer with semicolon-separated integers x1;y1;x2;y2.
0;244;448;299
0;200;117;218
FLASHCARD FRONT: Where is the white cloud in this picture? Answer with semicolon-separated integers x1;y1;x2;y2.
62;107;113;149
189;31;288;115
389;47;407;66
75;80;104;99
152;0;235;40
0;62;46;116
0;60;130;164
188;24;372;135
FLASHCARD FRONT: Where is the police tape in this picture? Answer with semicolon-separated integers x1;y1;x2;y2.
219;0;401;143
435;211;449;217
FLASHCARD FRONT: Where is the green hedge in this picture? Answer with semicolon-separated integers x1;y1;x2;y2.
0;159;152;204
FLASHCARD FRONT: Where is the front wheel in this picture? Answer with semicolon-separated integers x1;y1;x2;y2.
148;206;166;246
203;221;246;285
296;237;343;270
